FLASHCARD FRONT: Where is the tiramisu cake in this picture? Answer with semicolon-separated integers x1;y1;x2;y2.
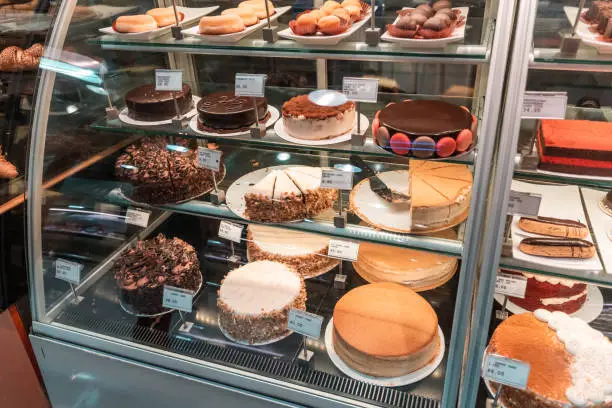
282;94;356;140
353;229;458;290
503;271;588;314
537;120;612;177
487;310;611;408
217;260;307;344
125;83;193;121
246;224;339;278
113;234;202;315
115;137;223;204
196;91;269;133
333;282;441;377
244;166;337;222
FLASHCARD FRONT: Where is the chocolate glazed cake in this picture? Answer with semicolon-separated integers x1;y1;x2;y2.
125;83;193;121
113;234;202;315
197;91;269;133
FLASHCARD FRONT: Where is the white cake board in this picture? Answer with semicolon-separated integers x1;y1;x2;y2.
493;284;603;323
246;247;339;279
189;105;280;137
119;96;200;127
274;113;369;146
218;316;294;346
580;187;612;275
324;318;445;387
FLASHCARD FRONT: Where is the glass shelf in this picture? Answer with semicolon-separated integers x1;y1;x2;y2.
532;47;612;71
53;145;465;257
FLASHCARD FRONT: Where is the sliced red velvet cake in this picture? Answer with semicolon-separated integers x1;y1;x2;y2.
537;119;612;177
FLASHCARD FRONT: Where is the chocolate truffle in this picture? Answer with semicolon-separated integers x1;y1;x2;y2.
432;0;452;11
390;133;411;155
436;136;456;157
423;16;447;30
396;16;418;30
415;3;434;17
411;13;428;25
456;129;472;152
436;8;457;21
412;136;435;158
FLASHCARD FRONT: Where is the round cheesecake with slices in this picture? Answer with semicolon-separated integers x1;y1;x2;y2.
282;94;356;140
332;282;441;377
218;260;307;344
196;91;269;133
247;224;339;278
487;310;611;408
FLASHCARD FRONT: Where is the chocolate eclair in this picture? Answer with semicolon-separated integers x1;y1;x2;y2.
519;237;595;259
396;16;418;30
518;216;589;239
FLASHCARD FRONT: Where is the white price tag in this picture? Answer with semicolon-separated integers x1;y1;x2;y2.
522;91;567;119
328;239;359;261
287;308;323;338
235;73;267;97
495;309;509;320
495;273;528;298
197;147;222;171
162;285;194;313
342;77;379;103
507;190;541;217
55;258;82;284
483;354;530;390
321;169;353;190
155;69;183;92
125;208;150;228
219;221;243;243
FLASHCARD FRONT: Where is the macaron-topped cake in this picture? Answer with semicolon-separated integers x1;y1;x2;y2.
372;100;477;158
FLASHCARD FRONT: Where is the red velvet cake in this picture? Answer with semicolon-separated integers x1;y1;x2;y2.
537;119;612;177
505;271;588;314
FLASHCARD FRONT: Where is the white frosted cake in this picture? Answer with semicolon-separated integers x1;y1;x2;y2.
281;95;356;140
247;225;339;278
217;260;307;344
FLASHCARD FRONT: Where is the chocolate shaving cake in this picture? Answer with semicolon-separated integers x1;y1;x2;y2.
113;234;202;315
125;83;193;121
196;91;269;133
115;137;223;205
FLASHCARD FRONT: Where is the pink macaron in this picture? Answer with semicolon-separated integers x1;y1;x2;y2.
456;129;473;152
390;133;411;155
436;137;457;157
375;110;381;120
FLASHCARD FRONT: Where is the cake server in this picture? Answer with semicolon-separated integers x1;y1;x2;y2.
349;155;410;204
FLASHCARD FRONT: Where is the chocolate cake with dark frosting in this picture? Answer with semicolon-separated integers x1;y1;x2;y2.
113;234;202;315
125;84;193;121
196;91;268;133
115;137;223;204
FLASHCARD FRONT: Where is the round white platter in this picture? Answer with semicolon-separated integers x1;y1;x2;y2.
218;316;294;346
324;317;445;387
189;105;280;137
274;113;369;146
119;96;200;126
493;284;603;323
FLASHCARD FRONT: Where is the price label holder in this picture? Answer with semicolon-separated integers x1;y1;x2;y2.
483;354;530;390
155;69;187;128
197;147;225;204
495;272;528;298
495;309;509;321
170;0;184;39
56;258;84;303
342;77;379;146
321;169;353;228
522;91;567;120
218;221;243;265
365;0;380;46
328;240;359;288
125;208;151;228
288;308;323;363
261;0;278;42
507;190;541;217
163;285;196;331
235;74;268;138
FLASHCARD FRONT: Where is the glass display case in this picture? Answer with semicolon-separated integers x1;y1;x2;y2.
462;0;612;407
24;0;521;406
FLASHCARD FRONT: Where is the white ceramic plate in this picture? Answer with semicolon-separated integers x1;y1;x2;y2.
510;180;604;272
189;105;280;137
581;187;612;274
99;7;219;40
493;284;603;323
118;96;200;127
564;7;612;54
181;6;291;43
277;6;377;45
381;7;469;48
218;316;294;346
274;113;369;146
324;318;445;387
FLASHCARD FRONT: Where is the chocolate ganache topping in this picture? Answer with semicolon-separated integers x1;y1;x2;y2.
197;91;267;131
379;100;472;137
521;237;594;248
529;216;587;228
125;84;193;121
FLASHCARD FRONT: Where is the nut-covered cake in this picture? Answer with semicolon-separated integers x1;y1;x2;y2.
196;91;269;133
113;234;202;315
218;260;307;344
333;282;441;377
244;166;337;222
247;224;339;278
115;137;223;204
282;94;355;140
125;83;193;121
487;310;612;408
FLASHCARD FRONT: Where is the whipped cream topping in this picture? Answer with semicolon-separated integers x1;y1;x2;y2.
541;288;588;306
534;309;612;406
523;273;578;287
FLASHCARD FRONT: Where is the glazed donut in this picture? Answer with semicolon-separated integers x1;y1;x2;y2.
199;14;245;34
113;15;158;33
222;7;258;26
317;14;350;34
146;7;183;27
238;0;275;19
321;0;342;15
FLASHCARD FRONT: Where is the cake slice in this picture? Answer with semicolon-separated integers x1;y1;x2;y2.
250;170;278;198
272;171;303;200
